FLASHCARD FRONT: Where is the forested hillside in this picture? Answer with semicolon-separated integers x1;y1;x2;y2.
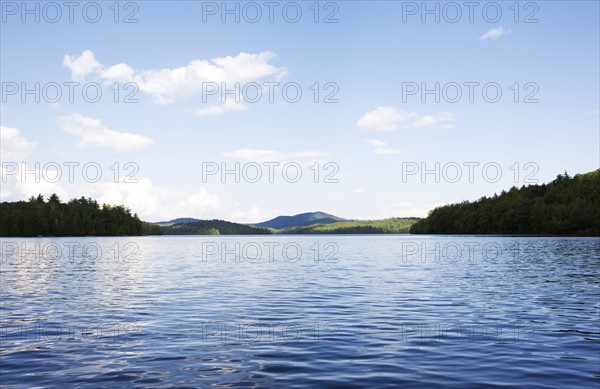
0;194;162;236
410;170;600;236
289;218;419;234
254;212;344;230
161;220;273;235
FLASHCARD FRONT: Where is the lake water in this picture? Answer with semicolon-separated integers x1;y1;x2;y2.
1;236;599;388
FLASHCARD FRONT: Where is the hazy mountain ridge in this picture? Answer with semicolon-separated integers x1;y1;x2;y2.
160;219;272;235
155;218;201;226
158;212;348;235
253;211;345;230
157;212;420;235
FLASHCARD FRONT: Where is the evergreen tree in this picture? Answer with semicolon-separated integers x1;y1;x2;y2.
0;194;162;237
410;169;600;236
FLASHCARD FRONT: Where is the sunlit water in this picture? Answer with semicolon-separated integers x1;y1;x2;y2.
1;236;599;388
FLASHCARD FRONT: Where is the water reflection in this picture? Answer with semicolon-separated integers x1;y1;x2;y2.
1;236;599;387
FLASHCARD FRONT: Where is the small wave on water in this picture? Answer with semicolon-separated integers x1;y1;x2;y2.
1;236;599;388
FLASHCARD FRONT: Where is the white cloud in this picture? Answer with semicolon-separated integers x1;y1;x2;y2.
63;50;103;81
0;172;222;222
109;183;222;221
0;126;37;161
412;112;454;129
381;202;445;218
353;188;367;194
93;181;222;220
3;174;67;202
0;162;69;202
479;26;511;41
101;63;135;82
357;107;454;131
366;139;402;155
64;50;286;108
126;183;221;220
230;205;279;224
357;106;413;131
181;189;223;215
57;114;153;152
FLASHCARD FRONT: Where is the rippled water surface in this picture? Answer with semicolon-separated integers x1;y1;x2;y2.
1;236;599;388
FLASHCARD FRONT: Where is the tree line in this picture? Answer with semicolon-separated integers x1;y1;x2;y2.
289;218;420;234
410;169;600;236
161;220;272;235
0;194;162;236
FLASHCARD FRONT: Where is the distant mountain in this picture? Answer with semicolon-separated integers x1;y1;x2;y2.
288;218;420;234
157;212;417;235
254;211;345;230
161;220;272;235
155;218;201;226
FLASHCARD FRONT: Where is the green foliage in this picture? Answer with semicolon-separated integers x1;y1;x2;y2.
0;194;162;236
254;211;344;230
162;217;418;235
289;218;419;234
410;169;600;236
161;220;272;235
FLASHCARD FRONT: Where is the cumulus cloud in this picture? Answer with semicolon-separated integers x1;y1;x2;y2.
411;112;454;129
230;205;279;224
63;50;103;81
0;126;37;161
366;139;402;155
0;172;222;221
1;167;67;202
101;63;136;82
181;188;223;214
357;106;412;131
357;107;454;131
381;202;445;218
479;26;511;41
57;114;153;152
63;50;286;108
93;180;221;220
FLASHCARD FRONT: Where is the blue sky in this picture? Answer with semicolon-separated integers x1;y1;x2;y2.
1;1;599;222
